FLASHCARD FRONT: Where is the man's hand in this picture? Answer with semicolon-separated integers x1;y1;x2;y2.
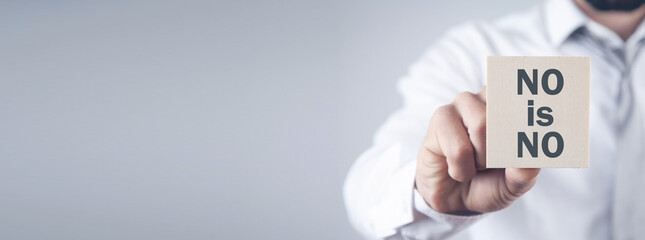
415;86;540;214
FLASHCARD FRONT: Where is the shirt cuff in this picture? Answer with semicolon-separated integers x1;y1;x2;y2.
397;189;486;239
369;155;418;237
413;189;485;224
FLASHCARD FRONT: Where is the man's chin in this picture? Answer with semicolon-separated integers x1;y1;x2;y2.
586;0;645;11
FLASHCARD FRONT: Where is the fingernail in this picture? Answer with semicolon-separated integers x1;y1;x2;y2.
515;181;528;188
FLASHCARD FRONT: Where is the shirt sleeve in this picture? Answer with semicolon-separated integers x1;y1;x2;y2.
343;22;493;239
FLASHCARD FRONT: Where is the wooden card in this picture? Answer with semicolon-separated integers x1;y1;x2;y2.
486;56;590;168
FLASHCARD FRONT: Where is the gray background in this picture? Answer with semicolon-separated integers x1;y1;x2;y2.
1;0;533;239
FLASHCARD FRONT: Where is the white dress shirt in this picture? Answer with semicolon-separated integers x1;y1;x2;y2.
343;0;645;239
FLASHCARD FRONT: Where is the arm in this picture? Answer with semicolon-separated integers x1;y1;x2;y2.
343;23;540;239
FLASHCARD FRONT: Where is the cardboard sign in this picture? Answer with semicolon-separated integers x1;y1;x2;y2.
486;56;590;168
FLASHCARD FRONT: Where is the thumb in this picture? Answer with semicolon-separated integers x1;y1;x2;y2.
477;86;486;103
504;168;540;197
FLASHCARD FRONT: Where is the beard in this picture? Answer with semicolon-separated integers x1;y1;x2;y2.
586;0;645;11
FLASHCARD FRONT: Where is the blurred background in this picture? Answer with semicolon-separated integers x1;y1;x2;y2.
1;0;534;239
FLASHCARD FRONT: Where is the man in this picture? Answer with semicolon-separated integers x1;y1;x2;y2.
344;0;645;239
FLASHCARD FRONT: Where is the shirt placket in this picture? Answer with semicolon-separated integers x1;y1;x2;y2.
589;23;645;240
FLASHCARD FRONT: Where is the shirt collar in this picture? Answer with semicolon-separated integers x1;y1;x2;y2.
629;17;645;44
544;0;588;46
545;0;645;47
